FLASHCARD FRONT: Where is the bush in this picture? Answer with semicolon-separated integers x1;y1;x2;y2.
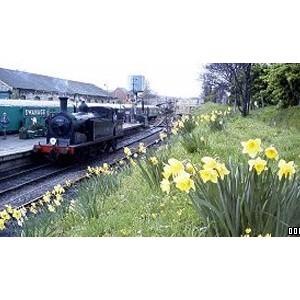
180;131;208;154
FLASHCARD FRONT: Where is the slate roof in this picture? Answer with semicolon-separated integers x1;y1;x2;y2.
0;67;110;98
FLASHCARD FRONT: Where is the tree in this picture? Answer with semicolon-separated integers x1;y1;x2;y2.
263;64;300;108
201;63;253;116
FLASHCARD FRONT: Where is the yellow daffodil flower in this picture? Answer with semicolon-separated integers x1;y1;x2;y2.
65;180;72;187
48;205;56;212
159;132;167;140
43;191;52;203
171;128;178;135
102;163;109;171
0;210;11;221
29;207;38;214
215;162;230;179
185;162;195;175
149;157;158;165
201;156;218;169
168;158;185;176
241;138;262;158
162;164;172;179
278;159;296;180
199;168;218;183
5;205;13;214
173;171;195;193
0;219;6;231
248;157;268;175
123;147;132;156
160;179;171;194
245;228;252;234
265;146;279;160
54;184;65;194
12;209;22;220
138;143;147;154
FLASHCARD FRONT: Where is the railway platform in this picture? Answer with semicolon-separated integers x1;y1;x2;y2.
0;134;45;158
0;123;142;158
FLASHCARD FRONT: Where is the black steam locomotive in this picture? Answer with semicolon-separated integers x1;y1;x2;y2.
33;97;124;161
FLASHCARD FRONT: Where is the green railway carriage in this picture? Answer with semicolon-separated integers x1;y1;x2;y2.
0;99;74;134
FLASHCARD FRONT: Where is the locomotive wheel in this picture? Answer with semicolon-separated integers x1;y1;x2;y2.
104;141;113;153
111;139;117;152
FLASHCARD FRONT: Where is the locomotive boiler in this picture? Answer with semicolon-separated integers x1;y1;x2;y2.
33;97;124;161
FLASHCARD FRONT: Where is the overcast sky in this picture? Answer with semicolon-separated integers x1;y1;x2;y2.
1;0;299;98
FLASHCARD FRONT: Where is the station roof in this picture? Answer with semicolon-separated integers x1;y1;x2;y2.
0;67;110;98
0;99;74;108
0;80;11;92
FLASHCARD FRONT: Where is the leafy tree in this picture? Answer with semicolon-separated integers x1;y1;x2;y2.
201;63;252;116
263;63;300;108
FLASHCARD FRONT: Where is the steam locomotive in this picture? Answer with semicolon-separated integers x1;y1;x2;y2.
33;97;124;161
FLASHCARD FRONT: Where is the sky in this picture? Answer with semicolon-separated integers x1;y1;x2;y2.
1;0;299;99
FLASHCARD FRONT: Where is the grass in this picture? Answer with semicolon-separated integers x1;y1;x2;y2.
14;102;300;237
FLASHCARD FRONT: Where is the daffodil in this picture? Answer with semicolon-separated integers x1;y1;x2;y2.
149;156;158;165
265;146;279;160
65;180;72;187
177;121;184;128
173;171;195;193
185;162;195;175
201;156;218;169
5;205;13;214
162;164;172;179
129;158;136;166
123;147;132;156
48;205;56;212
241;138;262;158
171;128;178;135
0;210;11;221
215;162;230;179
168;158;185;176
278;159;296;180
12;209;22;220
199;168;218;183
245;228;252;234
43;191;52;203
53;184;65;195
0;219;6;231
102;163;109;171
159;132;167;140
29;207;38;214
248;157;268;175
160;179;171;194
138;143;147;154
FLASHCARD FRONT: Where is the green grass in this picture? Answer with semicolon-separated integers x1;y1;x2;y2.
16;103;300;237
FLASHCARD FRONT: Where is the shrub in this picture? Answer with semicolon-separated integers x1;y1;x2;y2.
180;131;208;154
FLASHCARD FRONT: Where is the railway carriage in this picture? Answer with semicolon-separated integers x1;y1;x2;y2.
0;99;74;135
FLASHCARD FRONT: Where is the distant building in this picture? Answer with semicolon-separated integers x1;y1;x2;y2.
0;67;110;103
111;87;130;103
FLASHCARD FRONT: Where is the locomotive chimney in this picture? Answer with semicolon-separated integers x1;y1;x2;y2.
59;96;68;113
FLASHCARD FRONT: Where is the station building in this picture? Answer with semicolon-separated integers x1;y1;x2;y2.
0;67;111;103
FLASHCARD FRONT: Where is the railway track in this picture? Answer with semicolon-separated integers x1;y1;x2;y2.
0;126;164;211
